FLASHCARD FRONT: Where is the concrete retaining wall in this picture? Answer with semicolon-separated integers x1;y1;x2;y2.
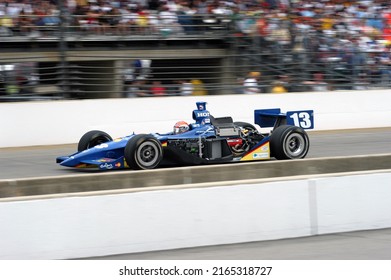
0;170;390;259
2;89;391;148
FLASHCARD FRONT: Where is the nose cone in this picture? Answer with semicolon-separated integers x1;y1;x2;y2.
58;155;80;167
56;156;68;164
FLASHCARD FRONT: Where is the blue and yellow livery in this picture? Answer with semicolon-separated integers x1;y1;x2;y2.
56;102;314;170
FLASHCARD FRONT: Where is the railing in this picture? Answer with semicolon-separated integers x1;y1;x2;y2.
0;13;231;39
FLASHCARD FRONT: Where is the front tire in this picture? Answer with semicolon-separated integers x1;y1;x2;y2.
124;134;163;170
77;130;113;152
270;125;309;160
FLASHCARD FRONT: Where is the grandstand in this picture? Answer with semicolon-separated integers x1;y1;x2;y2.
1;0;391;100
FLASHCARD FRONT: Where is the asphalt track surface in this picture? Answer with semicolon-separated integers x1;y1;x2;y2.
85;228;391;260
1;128;391;260
1;127;391;180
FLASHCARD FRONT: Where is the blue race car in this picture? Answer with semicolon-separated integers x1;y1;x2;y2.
56;101;314;170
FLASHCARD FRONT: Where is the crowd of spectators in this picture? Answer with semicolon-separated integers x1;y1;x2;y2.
2;1;391;96
0;1;390;39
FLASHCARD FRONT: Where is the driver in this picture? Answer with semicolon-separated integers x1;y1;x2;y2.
173;121;190;134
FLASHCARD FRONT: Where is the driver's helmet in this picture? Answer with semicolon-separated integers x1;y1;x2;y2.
173;121;189;134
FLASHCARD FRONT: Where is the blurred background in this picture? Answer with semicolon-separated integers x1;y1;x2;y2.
1;0;391;101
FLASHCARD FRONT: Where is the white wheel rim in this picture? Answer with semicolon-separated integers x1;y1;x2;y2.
284;133;306;158
136;141;160;167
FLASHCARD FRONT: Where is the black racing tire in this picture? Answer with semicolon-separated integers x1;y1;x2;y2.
124;134;163;170
270;125;310;160
77;130;113;152
234;122;257;132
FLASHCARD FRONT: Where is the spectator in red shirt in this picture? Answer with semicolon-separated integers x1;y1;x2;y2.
150;80;166;96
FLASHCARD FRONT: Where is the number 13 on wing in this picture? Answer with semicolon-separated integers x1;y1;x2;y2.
287;110;314;129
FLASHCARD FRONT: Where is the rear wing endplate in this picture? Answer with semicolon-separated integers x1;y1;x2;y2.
254;109;314;129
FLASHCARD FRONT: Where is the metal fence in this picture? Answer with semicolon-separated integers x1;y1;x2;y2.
1;14;391;101
1;52;389;101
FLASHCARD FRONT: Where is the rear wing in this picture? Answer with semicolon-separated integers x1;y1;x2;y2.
254;109;314;129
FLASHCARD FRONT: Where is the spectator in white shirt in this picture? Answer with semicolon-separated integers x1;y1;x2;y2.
243;71;261;94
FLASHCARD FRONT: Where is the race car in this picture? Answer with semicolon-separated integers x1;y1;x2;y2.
56;101;314;170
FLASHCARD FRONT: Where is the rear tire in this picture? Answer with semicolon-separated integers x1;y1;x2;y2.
77;130;113;152
270;125;309;160
124;134;163;170
234;122;257;132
